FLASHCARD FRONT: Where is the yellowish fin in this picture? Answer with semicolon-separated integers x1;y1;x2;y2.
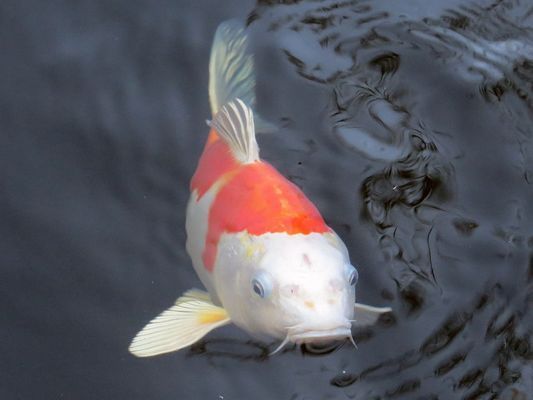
353;303;392;327
129;289;231;357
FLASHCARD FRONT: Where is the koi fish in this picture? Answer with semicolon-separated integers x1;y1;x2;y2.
129;20;391;357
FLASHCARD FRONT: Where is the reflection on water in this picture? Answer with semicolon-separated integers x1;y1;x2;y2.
245;0;532;398
329;284;531;398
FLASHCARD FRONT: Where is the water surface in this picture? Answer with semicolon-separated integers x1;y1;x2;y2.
2;0;532;399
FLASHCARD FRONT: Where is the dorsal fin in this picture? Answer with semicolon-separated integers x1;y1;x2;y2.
211;98;259;164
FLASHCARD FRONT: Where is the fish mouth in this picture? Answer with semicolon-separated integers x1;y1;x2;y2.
269;321;355;355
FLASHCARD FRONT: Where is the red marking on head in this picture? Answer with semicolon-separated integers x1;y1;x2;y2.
202;162;330;270
190;129;240;198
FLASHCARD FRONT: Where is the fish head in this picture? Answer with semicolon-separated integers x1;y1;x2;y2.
214;231;358;346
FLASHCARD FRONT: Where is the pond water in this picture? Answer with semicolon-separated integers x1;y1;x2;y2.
2;0;532;399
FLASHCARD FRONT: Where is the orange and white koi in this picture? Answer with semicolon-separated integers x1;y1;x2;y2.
129;20;391;357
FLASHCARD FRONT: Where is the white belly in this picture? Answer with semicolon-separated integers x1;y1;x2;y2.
185;185;221;304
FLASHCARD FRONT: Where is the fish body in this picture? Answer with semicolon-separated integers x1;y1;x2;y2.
129;20;390;357
187;135;352;340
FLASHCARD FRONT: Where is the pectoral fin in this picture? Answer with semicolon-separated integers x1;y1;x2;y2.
129;289;230;357
353;303;392;327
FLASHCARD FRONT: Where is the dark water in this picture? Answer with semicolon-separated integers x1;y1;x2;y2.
2;0;532;399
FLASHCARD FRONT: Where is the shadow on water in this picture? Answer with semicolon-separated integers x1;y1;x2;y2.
188;334;373;362
189;338;271;361
189;338;346;360
188;313;395;361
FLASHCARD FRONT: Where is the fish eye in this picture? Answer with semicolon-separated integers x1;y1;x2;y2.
251;272;272;299
348;266;359;286
252;279;264;297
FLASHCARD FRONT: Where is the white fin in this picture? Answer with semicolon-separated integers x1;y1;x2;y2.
209;20;255;116
208;20;277;133
353;303;392;327
129;289;230;357
211;98;259;164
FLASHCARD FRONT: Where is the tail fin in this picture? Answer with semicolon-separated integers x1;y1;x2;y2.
209;20;255;116
208;20;276;133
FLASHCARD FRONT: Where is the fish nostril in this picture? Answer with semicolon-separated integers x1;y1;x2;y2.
281;284;299;297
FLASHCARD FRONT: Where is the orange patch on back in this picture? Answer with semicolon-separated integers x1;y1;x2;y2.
203;162;330;270
190;129;239;198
